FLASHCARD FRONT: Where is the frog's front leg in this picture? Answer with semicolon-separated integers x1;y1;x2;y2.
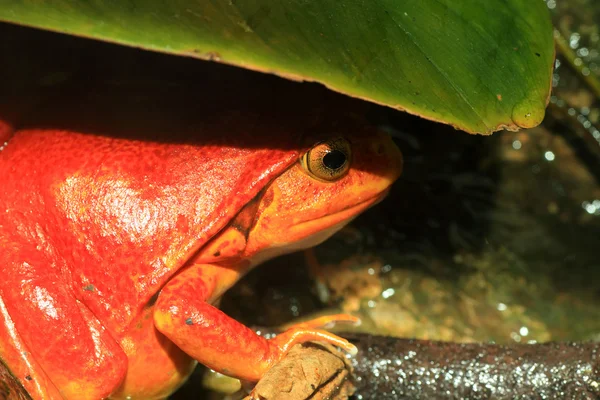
153;262;357;382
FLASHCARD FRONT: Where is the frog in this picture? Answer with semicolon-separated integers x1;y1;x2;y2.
0;78;402;400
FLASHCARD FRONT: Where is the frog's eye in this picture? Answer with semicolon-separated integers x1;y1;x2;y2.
300;137;351;182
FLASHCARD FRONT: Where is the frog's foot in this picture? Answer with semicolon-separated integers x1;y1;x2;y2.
248;314;359;382
268;327;357;360
273;314;360;356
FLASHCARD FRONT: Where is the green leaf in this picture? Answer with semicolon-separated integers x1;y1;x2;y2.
0;0;554;134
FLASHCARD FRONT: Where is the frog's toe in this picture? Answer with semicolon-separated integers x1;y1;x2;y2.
269;327;358;358
285;313;361;330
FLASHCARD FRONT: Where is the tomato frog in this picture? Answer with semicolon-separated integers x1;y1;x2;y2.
0;80;402;399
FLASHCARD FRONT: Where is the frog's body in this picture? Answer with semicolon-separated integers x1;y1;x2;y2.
0;82;402;399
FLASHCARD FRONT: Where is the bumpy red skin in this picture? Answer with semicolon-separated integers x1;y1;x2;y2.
0;87;401;399
0;130;302;396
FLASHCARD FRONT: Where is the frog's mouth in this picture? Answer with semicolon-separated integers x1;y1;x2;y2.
247;188;389;268
291;187;389;236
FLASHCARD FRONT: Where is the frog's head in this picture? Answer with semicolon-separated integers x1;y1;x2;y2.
242;128;403;266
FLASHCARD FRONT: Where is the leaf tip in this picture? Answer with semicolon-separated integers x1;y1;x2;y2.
511;96;546;129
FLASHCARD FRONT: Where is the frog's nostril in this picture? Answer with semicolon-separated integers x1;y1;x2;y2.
373;143;384;155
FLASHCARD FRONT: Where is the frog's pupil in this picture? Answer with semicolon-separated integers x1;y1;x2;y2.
323;150;346;170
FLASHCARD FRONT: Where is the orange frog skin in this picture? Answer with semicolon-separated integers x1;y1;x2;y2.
0;79;402;399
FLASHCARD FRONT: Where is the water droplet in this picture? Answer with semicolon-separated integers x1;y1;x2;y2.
519;326;529;336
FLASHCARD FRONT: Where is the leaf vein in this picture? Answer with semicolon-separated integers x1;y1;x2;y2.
385;10;487;128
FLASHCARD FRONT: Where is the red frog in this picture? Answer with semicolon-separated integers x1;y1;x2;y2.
0;79;402;399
